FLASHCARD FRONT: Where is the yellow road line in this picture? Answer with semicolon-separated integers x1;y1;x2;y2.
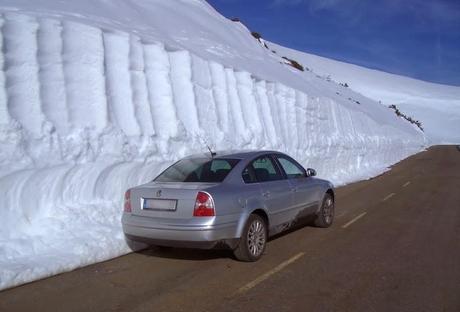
237;252;305;294
341;212;367;229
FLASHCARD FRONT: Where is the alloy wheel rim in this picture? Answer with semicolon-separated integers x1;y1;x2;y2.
323;198;334;224
247;220;266;257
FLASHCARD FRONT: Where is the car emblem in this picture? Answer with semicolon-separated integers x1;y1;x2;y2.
156;190;162;197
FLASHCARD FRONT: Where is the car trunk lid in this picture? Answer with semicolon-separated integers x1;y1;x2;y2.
130;182;218;219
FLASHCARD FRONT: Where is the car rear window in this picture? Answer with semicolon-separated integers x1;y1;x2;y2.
154;158;240;183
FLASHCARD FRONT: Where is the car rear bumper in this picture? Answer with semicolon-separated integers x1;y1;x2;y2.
122;213;239;249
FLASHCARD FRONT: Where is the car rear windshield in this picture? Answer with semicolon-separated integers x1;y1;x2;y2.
154;158;240;183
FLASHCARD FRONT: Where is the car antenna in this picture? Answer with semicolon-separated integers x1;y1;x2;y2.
207;145;217;158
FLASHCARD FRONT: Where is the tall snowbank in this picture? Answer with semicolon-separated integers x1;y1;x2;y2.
0;10;424;290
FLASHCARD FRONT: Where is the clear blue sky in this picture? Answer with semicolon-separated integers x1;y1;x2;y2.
207;0;460;86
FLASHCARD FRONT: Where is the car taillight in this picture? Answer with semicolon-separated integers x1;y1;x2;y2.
124;189;132;213
193;191;215;217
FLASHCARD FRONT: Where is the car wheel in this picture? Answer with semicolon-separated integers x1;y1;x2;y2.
314;193;334;228
234;214;267;262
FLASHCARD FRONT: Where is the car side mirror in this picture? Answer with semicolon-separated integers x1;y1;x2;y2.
305;168;316;177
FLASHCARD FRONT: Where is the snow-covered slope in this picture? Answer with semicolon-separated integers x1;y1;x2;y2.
269;43;460;144
0;0;425;290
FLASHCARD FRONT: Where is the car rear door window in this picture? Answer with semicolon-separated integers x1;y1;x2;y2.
243;155;283;183
242;166;257;183
276;156;305;179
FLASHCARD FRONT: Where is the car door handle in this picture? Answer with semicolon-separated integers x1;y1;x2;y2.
291;187;298;193
262;191;270;198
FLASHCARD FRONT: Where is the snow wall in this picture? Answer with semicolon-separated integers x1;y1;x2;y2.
0;13;425;290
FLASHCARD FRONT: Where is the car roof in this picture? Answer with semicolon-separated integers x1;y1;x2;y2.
183;150;282;160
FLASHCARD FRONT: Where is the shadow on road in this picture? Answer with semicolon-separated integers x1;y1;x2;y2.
138;245;234;261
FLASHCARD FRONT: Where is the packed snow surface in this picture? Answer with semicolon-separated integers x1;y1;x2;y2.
0;0;426;290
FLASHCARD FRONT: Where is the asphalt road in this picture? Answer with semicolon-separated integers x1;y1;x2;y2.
1;145;459;312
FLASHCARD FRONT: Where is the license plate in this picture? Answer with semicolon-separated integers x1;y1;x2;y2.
142;198;177;211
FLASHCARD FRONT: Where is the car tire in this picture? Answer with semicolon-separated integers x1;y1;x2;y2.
234;214;267;262
314;193;334;228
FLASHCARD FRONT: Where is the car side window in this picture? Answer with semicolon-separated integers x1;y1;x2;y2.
242;166;257;183
247;156;283;183
276;156;305;179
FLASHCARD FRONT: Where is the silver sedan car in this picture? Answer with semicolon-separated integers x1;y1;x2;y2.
122;150;335;261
